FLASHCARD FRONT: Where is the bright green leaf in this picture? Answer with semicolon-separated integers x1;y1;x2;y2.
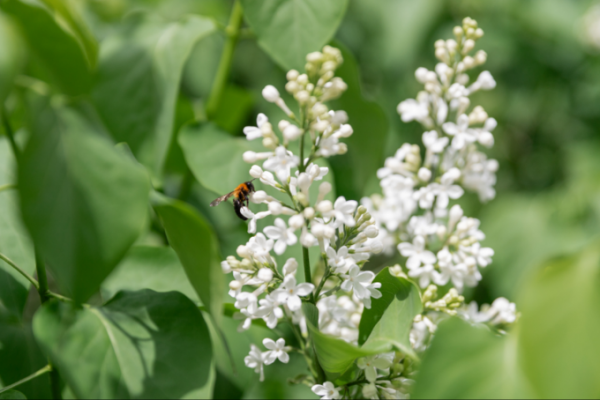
92;13;216;182
329;43;388;200
179;122;262;197
240;0;349;71
413;318;536;399
153;195;224;322
102;246;199;303
519;242;600;399
358;268;421;358
18;102;150;302
1;0;96;95
0;139;34;318
307;312;389;375
33;290;213;399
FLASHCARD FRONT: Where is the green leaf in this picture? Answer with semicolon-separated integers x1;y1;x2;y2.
18;102;150;302
240;0;349;70
92;13;216;182
329;43;388;200
0;390;26;399
152;195;224;322
1;0;96;95
33;290;213;399
358;268;421;358
0;312;51;399
413;318;535;399
102;246;199;303
179;122;263;197
518;241;600;399
0;15;24;103
306;312;389;375
0;139;34;318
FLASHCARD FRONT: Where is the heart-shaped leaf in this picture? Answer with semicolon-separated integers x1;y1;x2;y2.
33;290;214;399
358;267;422;358
92;13;216;181
413;318;536;399
152;195;224;322
240;0;349;71
1;0;96;95
18;102;150;302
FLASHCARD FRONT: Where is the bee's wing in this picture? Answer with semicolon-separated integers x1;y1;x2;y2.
210;192;234;207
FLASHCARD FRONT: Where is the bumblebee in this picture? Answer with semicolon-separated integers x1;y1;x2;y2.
210;180;256;220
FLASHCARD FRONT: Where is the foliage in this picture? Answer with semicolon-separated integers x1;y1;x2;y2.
0;0;598;399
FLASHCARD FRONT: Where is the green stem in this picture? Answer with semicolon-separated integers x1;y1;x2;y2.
1;105;20;159
35;250;62;399
0;365;52;395
0;183;16;193
35;250;50;304
0;251;39;290
302;246;318;306
205;0;244;120
176;0;243;200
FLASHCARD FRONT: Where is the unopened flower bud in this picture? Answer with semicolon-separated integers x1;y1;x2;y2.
229;280;242;291
289;214;305;230
251;190;268;203
249;165;263;179
262;85;280;102
257;268;273;283
286;69;299;81
283;124;302;141
462;39;475;55
295;90;310;104
296;192;308;207
221;260;231;274
297;74;308;85
323;225;335;239
364;225;379;238
303;207;315;219
262;137;276;149
306;51;323;63
268;201;283;215
316;200;332;214
418;167;432;181
338;143;348;154
474;50;487;65
337;124;353;138
453;26;464;39
237;245;252;259
283;258;298;276
243;151;258;163
449;204;463;227
437;225;447;240
285;81;299;93
278;120;290;132
463;56;475;69
474;28;484;39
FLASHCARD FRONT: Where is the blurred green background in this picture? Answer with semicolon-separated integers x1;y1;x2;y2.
1;0;599;398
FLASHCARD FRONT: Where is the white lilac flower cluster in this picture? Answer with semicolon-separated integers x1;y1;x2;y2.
219;46;385;383
356;17;518;389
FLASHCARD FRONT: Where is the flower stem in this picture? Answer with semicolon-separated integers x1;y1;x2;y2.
0;183;16;193
0;251;39;290
205;0;244;120
0;364;52;395
1;104;20;159
302;246;315;303
177;0;244;200
35;250;63;399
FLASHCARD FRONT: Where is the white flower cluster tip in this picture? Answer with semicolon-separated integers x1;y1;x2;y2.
362;17;518;358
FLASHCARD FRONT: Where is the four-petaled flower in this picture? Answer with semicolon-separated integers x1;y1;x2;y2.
328;197;357;228
263;338;290;364
244;344;267;381
312;381;341;400
357;354;394;382
263;146;299;182
442;114;476;150
264;218;298;255
398;236;436;269
243;113;268;140
340;265;381;308
273;276;314;311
